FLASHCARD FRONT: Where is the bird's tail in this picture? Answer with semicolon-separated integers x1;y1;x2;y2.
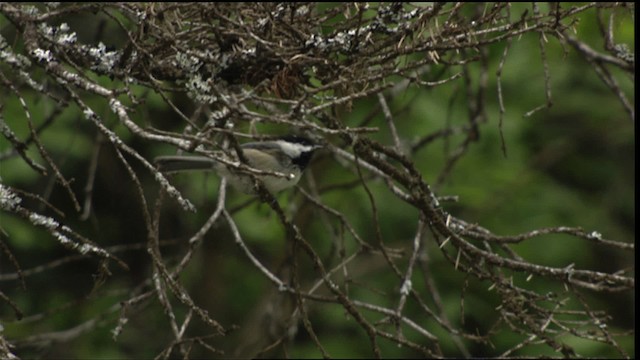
154;155;217;173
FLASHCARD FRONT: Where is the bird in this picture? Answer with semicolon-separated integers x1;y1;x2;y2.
154;135;321;194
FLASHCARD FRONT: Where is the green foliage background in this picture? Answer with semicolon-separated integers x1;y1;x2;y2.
0;3;634;358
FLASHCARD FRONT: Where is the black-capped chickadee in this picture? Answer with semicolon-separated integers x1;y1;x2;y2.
155;136;321;194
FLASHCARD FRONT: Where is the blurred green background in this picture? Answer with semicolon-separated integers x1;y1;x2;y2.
0;3;634;358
